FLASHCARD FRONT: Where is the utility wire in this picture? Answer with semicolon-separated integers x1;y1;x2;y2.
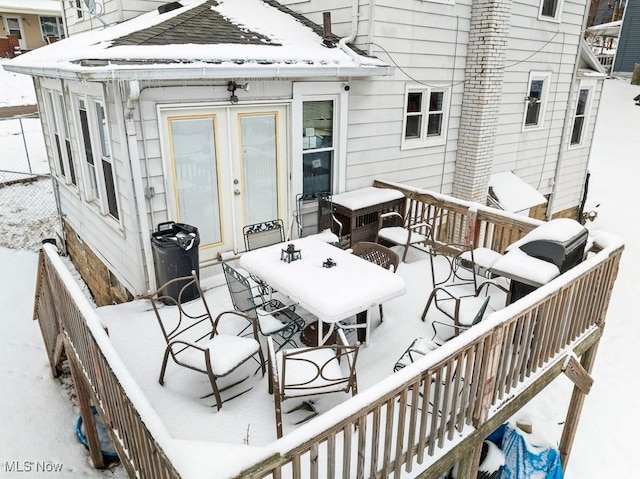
369;30;561;88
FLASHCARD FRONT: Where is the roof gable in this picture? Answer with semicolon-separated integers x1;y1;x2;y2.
4;0;391;80
113;0;277;47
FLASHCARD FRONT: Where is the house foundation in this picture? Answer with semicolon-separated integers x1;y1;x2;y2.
63;221;133;306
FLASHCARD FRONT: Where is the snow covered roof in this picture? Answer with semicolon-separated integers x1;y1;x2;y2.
3;0;393;81
488;171;547;214
579;39;608;76
0;0;61;15
586;20;622;38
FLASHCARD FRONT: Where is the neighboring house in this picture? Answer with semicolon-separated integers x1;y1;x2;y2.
0;0;63;57
613;0;640;76
587;0;626;26
61;0;169;35
3;0;606;306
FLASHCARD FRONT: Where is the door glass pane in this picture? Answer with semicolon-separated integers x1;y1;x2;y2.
170;117;222;246
241;114;278;225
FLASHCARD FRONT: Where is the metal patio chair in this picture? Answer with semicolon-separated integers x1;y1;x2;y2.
243;219;285;252
375;199;433;262
147;272;265;411
268;328;359;438
222;262;306;352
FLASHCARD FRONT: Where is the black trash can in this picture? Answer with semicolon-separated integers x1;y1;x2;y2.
151;221;200;303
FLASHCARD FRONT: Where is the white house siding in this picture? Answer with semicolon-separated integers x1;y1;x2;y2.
281;0;473;195
282;0;598;218
491;0;592;215
551;78;603;213
36;77;144;295
64;0;167;35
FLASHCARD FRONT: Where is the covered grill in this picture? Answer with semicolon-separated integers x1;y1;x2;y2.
490;218;589;302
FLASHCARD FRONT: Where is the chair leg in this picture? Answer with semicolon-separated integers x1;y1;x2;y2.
421;290;437;322
207;374;224;411
401;243;410;262
159;347;171;385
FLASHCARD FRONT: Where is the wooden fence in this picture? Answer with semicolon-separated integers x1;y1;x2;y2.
32;182;623;479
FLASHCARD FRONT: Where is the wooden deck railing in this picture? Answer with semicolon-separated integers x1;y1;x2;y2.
33;246;180;479
32;181;623;479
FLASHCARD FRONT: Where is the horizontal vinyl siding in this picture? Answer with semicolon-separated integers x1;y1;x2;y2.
493;0;588;206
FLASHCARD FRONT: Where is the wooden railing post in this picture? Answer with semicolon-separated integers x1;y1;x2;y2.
464;206;478;248
66;340;106;469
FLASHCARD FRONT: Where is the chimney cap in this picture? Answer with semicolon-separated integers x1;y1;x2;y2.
158;2;183;14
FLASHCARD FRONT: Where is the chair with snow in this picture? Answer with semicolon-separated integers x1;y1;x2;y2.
268;328;359;438
295;192;343;247
222;262;306;352
147;272;265;411
422;243;511;343
243;219;285;252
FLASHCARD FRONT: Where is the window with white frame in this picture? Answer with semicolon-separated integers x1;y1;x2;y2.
73;92;120;221
523;72;552;130
570;83;593;147
44;90;76;186
94;100;119;220
57;93;77;185
75;0;83;19
77;98;99;201
39;16;64;40
539;0;563;21
302;100;334;196
402;85;448;148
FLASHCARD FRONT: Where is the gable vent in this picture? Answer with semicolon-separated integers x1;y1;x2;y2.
158;2;183;14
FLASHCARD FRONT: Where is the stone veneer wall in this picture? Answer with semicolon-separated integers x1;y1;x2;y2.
453;0;513;203
63;221;133;306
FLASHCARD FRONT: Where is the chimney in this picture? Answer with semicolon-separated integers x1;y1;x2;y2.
158;2;183;14
322;12;335;48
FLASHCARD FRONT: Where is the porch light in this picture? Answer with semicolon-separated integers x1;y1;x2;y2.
281;243;301;263
228;81;239;104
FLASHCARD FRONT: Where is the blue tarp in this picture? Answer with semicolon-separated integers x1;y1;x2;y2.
489;424;564;479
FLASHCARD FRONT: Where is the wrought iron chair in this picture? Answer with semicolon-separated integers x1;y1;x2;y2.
375;203;432;262
268;328;359;438
338;241;401;344
147;273;265;411
222;262;306;352
428;242;480;290
423;280;511;343
243;219;285;252
295;192;343;246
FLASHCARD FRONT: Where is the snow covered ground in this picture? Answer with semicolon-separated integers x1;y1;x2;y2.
1;57;639;477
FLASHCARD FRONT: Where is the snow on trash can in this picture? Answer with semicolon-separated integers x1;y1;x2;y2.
151;221;200;303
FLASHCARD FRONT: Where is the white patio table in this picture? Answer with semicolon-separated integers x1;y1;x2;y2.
238;237;406;345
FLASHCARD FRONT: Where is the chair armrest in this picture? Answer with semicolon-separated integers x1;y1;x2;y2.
407;221;429;231
476;280;511;306
431;284;462;301
378;211;404;228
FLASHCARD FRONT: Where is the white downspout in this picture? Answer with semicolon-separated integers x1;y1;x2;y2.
337;0;362;65
123;80;157;292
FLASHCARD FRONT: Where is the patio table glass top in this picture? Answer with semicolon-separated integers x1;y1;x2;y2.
238;237;407;324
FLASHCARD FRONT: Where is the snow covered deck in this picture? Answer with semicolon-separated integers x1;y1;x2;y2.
32;183;624;479
96;246;507;446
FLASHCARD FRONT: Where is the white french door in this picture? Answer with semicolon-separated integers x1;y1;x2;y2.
161;105;289;262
